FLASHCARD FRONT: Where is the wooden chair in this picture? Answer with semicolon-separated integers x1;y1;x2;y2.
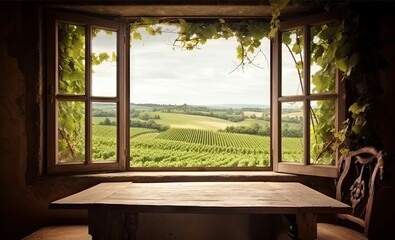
317;146;385;240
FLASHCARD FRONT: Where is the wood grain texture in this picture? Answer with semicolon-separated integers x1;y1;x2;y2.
50;182;350;213
50;182;131;209
50;182;351;240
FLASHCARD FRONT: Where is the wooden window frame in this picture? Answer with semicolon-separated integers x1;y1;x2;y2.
272;14;345;178
46;10;343;176
46;10;128;174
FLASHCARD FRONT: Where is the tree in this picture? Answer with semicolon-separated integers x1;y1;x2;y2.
103;117;112;125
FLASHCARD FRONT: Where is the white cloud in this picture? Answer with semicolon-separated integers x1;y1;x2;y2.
130;30;271;106
92;25;275;106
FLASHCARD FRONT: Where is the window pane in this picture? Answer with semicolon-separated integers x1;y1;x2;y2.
92;28;117;97
92;102;117;162
310;24;337;94
281;102;303;163
58;101;85;163
130;24;271;168
281;29;304;96
58;23;85;95
310;100;336;165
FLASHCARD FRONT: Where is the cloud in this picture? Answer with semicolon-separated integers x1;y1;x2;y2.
93;25;273;106
129;30;271;105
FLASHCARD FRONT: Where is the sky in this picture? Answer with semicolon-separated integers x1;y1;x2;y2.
92;29;117;97
129;26;271;106
91;25;308;107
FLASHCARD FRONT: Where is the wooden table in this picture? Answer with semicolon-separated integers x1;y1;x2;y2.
50;182;351;240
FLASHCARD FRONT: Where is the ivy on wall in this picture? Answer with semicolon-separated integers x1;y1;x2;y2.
272;0;385;154
329;1;385;153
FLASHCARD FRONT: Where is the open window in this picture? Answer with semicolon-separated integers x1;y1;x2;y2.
46;11;127;173
46;9;344;176
272;15;345;177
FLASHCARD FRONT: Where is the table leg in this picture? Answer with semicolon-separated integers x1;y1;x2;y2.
89;208;109;240
125;212;139;240
296;212;317;240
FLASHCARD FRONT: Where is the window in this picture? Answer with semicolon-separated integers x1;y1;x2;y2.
272;15;345;177
46;10;343;176
46;11;127;173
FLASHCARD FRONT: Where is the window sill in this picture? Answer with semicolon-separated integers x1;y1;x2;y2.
70;171;299;183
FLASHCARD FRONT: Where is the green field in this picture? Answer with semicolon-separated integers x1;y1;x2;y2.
90;109;303;167
138;111;300;130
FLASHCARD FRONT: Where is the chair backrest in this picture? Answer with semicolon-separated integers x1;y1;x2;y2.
335;146;384;237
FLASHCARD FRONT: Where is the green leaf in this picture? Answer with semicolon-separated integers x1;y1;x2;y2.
201;25;217;39
336;58;348;73
269;0;290;8
282;32;292;45
236;45;244;60
178;19;189;33
312;46;324;64
248;45;255;53
58;139;67;151
311;72;321;86
155;27;163;35
292;43;301;54
340;148;349;156
145;26;156;36
98;52;110;62
295;61;303;70
317;26;331;41
141;17;159;25
132;31;142;40
348;103;360;114
348;103;369;116
248;22;269;39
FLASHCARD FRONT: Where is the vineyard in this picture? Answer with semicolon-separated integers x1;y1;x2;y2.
131;128;303;167
91;126;158;160
138;128;272;167
92;125;117;160
156;128;268;149
89;110;303;166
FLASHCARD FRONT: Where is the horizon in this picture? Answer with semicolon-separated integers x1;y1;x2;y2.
93;102;304;110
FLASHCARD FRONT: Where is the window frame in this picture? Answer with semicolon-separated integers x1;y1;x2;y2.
46;10;128;174
272;14;345;178
46;10;344;176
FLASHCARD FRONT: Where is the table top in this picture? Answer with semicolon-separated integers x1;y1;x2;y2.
50;182;350;215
